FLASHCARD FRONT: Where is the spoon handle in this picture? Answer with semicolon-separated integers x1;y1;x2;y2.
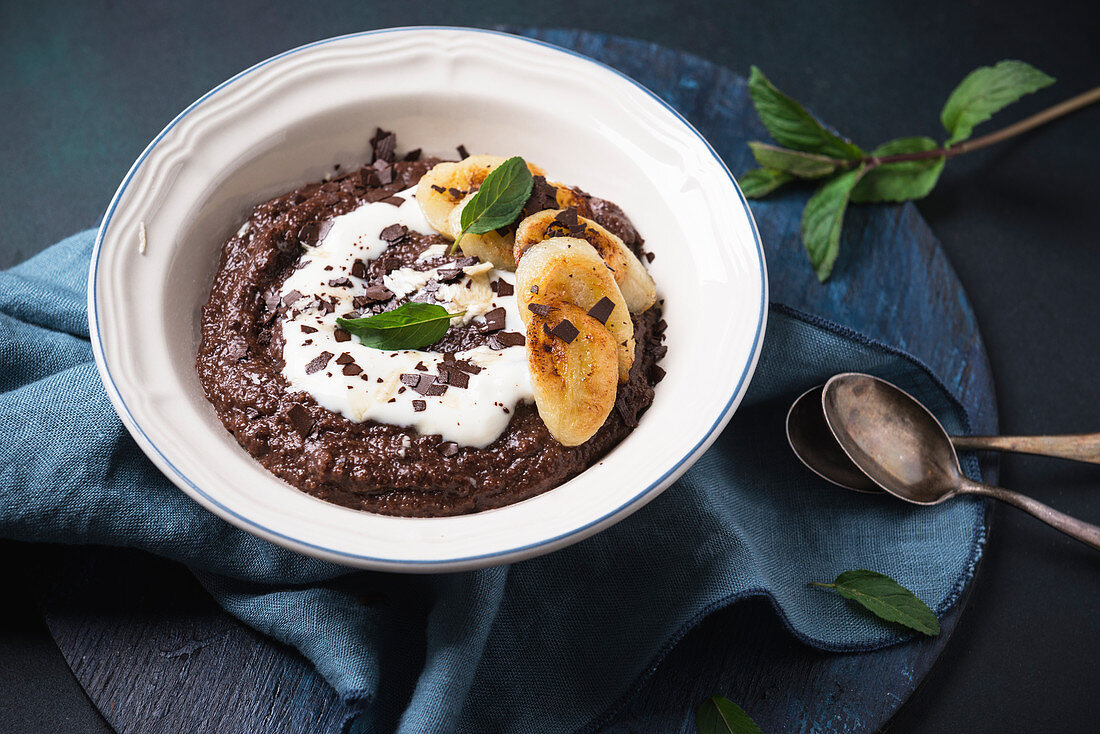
960;479;1100;550
951;433;1100;464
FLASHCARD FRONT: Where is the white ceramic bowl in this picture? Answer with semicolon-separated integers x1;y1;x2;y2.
89;28;767;572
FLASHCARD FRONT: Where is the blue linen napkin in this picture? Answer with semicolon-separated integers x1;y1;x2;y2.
1;229;985;733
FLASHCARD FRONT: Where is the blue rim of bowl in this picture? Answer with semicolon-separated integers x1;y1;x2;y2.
89;26;768;568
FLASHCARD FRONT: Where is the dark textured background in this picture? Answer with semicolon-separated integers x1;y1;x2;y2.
1;1;1098;732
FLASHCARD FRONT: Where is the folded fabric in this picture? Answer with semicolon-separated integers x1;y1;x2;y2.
0;230;984;733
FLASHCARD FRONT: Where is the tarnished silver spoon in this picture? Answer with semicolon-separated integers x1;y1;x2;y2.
821;373;1100;550
786;385;1100;494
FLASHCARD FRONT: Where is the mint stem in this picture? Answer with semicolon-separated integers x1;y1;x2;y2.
808;582;836;589
824;85;1100;170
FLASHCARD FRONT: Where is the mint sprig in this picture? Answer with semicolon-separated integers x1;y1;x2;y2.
336;302;464;351
740;61;1099;281
450;155;534;255
810;569;941;636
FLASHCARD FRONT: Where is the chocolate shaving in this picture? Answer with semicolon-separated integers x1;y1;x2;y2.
492;280;514;296
283;290;303;306
335;352;354;365
412;399;426;412
400;374;422;387
350;259;368;279
372;129;397;162
430;184;446;193
481;307;507;333
403;148;422;161
342;363;363;376
494;331;526;348
334;328;351;342
286;404;314;438
300;325;317;334
527;303;552;317
305;351;333;375
447;187;465;200
645;251;655;263
362;285;394;302
587;296;615;325
328;277;352;288
456;144;470;159
555;207;579;227
440;368;469;389
530;285;539;294
435;267;462;283
297;222;320;246
380;223;408;243
380;196;405;207
550;319;580;344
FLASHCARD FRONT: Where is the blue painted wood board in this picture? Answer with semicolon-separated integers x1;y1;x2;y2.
39;29;996;734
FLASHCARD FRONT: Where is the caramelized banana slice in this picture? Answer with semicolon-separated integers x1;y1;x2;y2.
416;155;546;239
514;209;657;313
515;237;635;382
447;196;518;270
527;303;619;446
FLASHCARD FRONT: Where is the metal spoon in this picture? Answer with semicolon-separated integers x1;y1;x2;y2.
820;373;1100;551
786;385;1100;493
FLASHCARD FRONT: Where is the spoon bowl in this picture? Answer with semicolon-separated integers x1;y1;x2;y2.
785;386;881;493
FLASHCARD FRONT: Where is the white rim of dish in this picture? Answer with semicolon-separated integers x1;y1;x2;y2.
88;27;768;571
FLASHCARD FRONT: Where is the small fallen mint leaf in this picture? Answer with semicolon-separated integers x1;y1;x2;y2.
696;696;765;734
810;569;940;636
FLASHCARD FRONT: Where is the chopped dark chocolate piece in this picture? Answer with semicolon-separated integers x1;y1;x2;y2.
380;196;405;207
414;361;427;371
423;279;440;293
522;175;559;217
342;363;363;376
403;148;422;161
442;369;469;389
335;352;354;365
334;328;351;342
401;374;423;387
423;382;447;397
550;319;580;343
350;259;368;279
447;187;465;200
305;351;333;374
530;285;539;294
373;131;397;162
645;251;655;263
297;221;321;246
481;307;507;333
451;359;482;375
377;167;394;185
380;223;408;242
436;267;462;283
494;331;526;348
587;296;615;325
527;303;552;317
286;404;314;438
328;277;352;288
300;324;317;334
362;285;394;302
456;144;470;159
650;364;666;383
412;399;426;412
372;158;390;172
493;279;514;296
430;183;446;193
555;207;579;227
283;289;303;306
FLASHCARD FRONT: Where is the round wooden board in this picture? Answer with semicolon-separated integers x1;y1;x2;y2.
40;29;996;734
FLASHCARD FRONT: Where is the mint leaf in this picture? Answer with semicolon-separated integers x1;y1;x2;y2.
851;137;946;203
696;697;765;734
811;569;940;636
747;142;842;178
941;60;1055;145
454;156;534;253
336;302;464;351
738;168;794;198
801;166;865;282
748;66;863;159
